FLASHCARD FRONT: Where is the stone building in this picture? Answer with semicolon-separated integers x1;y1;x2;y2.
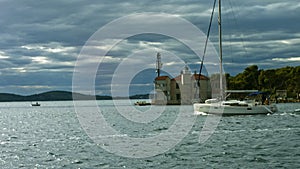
152;66;211;105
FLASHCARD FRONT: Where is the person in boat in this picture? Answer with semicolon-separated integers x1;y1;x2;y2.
264;98;269;105
261;94;266;105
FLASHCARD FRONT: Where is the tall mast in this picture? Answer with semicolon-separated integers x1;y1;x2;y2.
218;0;223;100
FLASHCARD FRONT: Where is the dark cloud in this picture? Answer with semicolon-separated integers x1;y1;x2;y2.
0;0;299;95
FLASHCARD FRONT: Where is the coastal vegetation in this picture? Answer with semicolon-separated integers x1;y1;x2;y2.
226;65;300;99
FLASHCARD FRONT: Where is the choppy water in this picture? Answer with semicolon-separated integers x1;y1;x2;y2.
0;101;299;168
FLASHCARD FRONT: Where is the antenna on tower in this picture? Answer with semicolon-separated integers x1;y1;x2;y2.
156;52;162;77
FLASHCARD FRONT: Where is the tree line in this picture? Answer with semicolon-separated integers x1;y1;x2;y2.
225;65;300;99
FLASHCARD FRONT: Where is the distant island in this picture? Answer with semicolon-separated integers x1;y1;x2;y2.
0;91;150;102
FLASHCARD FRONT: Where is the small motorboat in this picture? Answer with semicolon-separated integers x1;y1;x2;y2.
134;101;151;106
31;102;41;106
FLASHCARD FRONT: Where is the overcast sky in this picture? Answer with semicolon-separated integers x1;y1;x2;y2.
0;0;299;96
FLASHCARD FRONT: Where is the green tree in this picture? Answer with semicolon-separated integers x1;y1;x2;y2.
243;65;259;89
227;65;259;90
258;69;276;93
226;65;300;98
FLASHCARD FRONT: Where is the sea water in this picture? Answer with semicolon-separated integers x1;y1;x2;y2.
0;101;299;168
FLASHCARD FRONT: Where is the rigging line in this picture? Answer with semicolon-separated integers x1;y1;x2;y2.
224;0;235;63
197;0;217;87
227;0;249;58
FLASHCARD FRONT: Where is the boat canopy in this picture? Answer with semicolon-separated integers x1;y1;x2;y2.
248;91;269;96
225;90;258;93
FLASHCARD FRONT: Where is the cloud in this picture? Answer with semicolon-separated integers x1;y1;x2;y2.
272;57;300;62
0;0;299;94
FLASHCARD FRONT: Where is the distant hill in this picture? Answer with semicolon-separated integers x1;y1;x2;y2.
129;94;151;99
0;91;150;102
0;91;112;102
0;93;25;102
110;94;150;100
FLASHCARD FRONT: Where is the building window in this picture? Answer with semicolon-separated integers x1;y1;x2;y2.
176;83;179;89
176;94;181;100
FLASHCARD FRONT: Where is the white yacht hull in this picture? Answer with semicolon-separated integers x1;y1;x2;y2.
194;102;273;115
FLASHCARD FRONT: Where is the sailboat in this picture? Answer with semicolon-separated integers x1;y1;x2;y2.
193;0;274;115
